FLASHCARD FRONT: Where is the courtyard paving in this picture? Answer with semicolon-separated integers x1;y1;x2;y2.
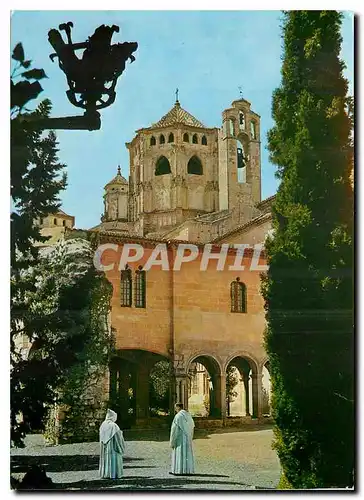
11;425;281;491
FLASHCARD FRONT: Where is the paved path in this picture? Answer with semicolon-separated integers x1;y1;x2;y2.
11;425;281;491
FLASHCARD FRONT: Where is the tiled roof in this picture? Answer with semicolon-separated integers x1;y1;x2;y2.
212;212;272;243
83;229;266;257
54;209;74;218
151;102;205;129
195;210;231;223
105;166;128;188
256;195;276;214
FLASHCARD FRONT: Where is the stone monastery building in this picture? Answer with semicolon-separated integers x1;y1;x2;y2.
83;95;275;429
40;95;275;431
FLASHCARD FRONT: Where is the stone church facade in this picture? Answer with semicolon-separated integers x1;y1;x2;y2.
86;95;275;429
91;96;264;243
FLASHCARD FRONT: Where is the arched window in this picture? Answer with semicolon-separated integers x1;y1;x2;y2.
168;132;174;143
135;266;146;308
62;220;66;227
183;133;189;143
192;134;198;144
230;278;247;313
250;121;257;139
155;156;171;176
150;136;156;146
237;140;247;183
229;119;235;136
53;218;57;225
237;147;246;169
201;135;207;146
187;155;203;175
121;266;132;307
159;134;165;144
239;112;246;130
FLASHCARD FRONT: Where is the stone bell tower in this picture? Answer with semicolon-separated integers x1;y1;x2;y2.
102;166;129;222
218;97;261;220
126;96;219;236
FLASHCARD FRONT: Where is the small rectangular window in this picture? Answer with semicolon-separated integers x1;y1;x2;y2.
230;280;247;313
121;268;132;307
135;269;146;308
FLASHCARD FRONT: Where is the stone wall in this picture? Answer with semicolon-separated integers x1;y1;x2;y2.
100;241;267;366
47;403;107;445
215;214;272;245
44;372;110;445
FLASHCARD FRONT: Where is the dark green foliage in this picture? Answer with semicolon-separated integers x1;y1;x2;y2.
11;44;68;446
10;44;113;447
149;360;171;415
11;43;47;111
262;11;354;488
12;238;114;445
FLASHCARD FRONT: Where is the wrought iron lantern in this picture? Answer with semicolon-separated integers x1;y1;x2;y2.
23;22;138;131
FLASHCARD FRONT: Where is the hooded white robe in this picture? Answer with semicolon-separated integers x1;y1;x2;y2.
99;409;125;479
169;409;195;475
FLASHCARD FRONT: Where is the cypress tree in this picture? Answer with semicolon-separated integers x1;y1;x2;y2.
11;45;114;447
262;11;354;488
11;44;68;445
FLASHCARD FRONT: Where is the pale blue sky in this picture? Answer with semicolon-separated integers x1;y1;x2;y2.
11;11;354;229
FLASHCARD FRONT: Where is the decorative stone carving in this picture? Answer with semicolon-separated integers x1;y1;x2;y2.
173;353;185;375
204;181;214;192
172;175;186;188
109;198;118;220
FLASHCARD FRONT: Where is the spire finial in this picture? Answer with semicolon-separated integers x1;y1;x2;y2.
238;86;243;99
117;165;121;175
175;88;180;105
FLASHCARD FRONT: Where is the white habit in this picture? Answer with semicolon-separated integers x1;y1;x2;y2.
169;409;195;475
99;409;125;479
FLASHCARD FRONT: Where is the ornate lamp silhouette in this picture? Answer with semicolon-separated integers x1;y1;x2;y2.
24;22;138;130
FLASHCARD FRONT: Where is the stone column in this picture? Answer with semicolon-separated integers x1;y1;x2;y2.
169;373;176;414
208;377;215;416
175;377;185;405
216;374;227;419
258;371;264;418
175;378;181;403
251;372;261;418
181;376;188;410
135;364;150;419
242;371;250;416
174;376;189;411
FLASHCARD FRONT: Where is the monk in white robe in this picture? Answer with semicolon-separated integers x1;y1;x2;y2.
99;409;125;479
169;403;195;475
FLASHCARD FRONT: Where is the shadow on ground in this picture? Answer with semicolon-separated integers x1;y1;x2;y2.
123;423;274;442
11;455;145;474
51;476;252;491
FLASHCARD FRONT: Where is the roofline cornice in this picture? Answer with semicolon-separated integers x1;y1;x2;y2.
68;228;266;259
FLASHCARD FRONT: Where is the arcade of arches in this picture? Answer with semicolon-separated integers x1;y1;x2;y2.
97;238;273;431
108;349;271;429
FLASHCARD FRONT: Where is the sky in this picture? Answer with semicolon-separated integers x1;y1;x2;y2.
11;10;354;230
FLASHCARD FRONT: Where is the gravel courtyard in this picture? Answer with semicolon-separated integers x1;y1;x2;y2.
11;425;281;491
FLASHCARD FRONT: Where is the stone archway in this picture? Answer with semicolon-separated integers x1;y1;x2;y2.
225;355;259;418
109;349;171;429
186;355;222;418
